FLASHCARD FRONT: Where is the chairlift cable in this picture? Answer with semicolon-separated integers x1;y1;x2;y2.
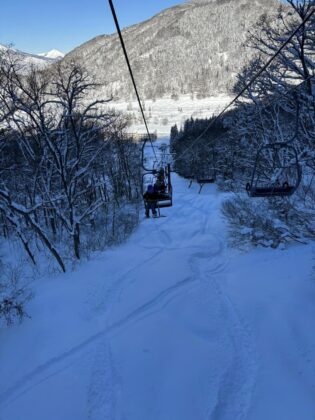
107;0;158;168
174;6;315;162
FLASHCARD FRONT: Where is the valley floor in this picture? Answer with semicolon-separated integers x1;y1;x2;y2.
1;170;315;419
111;94;232;136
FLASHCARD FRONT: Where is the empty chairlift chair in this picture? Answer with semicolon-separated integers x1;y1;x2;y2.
246;143;301;198
196;167;216;194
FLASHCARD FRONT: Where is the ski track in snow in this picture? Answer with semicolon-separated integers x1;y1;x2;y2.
0;276;196;408
85;172;257;419
0;142;258;420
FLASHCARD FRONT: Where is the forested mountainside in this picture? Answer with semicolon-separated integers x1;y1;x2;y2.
64;0;281;101
171;0;315;248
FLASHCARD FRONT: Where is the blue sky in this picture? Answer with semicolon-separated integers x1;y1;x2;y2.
0;0;184;54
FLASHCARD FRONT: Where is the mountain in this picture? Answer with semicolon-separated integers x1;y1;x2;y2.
64;0;281;101
0;44;63;70
39;49;64;60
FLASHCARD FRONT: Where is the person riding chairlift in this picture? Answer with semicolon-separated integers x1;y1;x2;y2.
143;184;158;218
154;168;166;194
154;179;166;194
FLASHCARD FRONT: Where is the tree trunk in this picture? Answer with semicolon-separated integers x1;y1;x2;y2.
73;223;80;260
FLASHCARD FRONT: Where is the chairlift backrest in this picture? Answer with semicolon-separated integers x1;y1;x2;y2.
246;142;301;198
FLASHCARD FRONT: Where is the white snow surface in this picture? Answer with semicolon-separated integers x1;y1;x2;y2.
104;95;232;136
0;139;315;420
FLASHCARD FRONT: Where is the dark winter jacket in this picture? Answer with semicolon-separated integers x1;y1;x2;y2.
143;191;159;201
154;181;166;193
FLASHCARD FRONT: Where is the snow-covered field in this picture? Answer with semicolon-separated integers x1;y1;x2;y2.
109;95;232;135
0;140;315;420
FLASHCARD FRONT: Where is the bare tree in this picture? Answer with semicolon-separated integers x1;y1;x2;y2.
0;52;142;270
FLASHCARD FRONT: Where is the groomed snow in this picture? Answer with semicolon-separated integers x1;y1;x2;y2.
0;140;315;420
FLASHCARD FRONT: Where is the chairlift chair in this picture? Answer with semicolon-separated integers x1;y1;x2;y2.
155;164;173;208
196;165;217;193
143;164;173;212
246;143;301;198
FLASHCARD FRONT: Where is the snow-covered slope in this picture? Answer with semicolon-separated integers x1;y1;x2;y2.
0;139;314;420
64;0;281;101
112;94;232;135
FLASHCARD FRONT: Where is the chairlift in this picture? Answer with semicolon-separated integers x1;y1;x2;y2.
246;143;301;198
141;132;173;211
155;164;173;208
196;160;217;193
143;164;173;211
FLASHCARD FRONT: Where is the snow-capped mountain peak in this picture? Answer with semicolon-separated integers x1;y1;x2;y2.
39;49;64;59
0;44;64;72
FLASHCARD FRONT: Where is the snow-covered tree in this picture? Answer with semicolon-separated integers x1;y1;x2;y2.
0;52;142;270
